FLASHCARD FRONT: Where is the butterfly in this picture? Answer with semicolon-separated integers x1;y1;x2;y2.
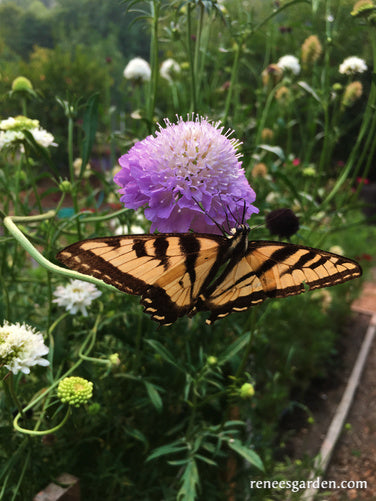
56;224;362;325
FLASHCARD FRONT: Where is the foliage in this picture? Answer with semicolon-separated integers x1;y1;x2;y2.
0;0;376;500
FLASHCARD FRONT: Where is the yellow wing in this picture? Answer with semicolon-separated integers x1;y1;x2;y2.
56;233;227;325
197;241;362;324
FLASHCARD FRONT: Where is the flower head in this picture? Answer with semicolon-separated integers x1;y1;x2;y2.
277;55;301;75
301;35;322;66
53;279;102;316
0;321;49;375
351;0;376;17
342;81;363;107
57;377;93;407
114;116;258;233
339;56;367;75
123;57;151;82
11;76;33;92
0;115;57;151
160;58;181;82
266;208;300;238
262;64;283;87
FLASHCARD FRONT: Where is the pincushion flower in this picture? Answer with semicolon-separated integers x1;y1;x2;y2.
114;116;259;233
123;57;151;82
277;55;301;75
53;279;102;316
0;321;49;375
339;56;367;75
0;115;57;151
57;377;93;407
160;58;181;82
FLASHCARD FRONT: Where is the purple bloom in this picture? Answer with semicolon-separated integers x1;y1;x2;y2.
114;116;258;233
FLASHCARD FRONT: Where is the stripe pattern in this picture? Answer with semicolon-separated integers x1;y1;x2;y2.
56;228;362;325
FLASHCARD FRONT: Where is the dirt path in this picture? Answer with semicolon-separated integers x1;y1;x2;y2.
286;269;376;500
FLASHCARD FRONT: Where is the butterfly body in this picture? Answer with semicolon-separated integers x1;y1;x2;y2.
57;227;362;325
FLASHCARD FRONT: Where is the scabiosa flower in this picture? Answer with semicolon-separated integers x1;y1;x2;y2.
0;115;57;151
266;208;300;239
342;81;363;107
57;377;93;407
53;279;102;316
301;35;322;66
262;64;283;87
123;57;151;82
351;0;376;17
160;58;181;82
114;116;259;233
11;76;33;92
251;163;268;178
277;55;301;75
0;321;49;375
339;56;367;75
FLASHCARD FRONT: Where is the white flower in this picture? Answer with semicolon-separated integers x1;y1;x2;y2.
0;116;57;150
53;280;102;316
160;58;181;82
123;57;151;82
29;128;57;148
0;322;49;375
0;130;24;150
339;56;367;75
277;55;301;75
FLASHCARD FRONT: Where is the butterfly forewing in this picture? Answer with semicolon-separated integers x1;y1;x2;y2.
56;233;227;324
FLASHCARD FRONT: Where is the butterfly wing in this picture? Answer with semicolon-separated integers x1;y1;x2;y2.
56;233;228;325
198;241;362;324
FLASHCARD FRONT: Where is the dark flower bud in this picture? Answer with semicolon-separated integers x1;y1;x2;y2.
266;208;299;239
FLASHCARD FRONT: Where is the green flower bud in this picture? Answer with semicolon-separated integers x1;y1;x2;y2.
108;353;120;366
57;377;93;408
11;76;33;92
207;356;218;366
59;179;72;193
239;383;255;399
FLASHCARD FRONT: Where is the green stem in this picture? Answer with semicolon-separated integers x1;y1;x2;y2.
147;0;160;128
13;407;71;436
223;41;241;125
24;150;42;213
2;213;119;293
187;3;196;112
10;448;30;501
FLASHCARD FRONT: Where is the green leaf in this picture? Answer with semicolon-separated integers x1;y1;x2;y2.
218;331;251;365
298;81;321;104
81;93;99;173
145;339;181;369
258;144;285;161
146;441;187;462
144;381;163;412
227;439;264;471
177;458;200;501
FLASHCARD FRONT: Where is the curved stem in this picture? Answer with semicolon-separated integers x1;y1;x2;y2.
2;214;119;293
13;407;71;436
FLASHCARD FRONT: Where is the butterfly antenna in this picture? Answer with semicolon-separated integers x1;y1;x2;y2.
191;196;228;236
241;199;247;224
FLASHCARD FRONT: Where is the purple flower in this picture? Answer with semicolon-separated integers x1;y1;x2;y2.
114;116;258;233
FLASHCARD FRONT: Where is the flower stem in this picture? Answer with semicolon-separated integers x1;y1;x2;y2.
13;407;71;436
187;3;197;112
2;213;119;293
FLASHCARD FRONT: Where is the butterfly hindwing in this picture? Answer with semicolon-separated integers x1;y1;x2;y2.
56;233;228;325
198;240;362;324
